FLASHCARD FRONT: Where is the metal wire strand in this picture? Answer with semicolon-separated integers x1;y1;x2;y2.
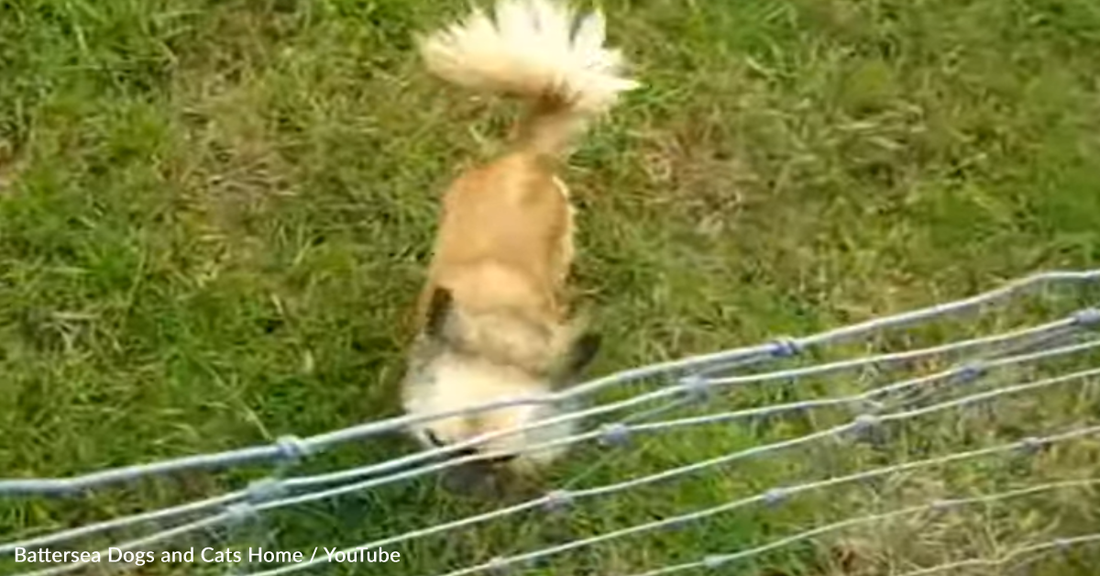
4;270;1096;498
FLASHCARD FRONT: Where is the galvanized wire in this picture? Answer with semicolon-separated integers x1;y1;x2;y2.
896;532;1100;575
5;330;1099;564
628;479;1100;576
3;269;1099;576
4;270;1096;498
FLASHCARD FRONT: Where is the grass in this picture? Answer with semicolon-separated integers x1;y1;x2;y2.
2;0;1100;574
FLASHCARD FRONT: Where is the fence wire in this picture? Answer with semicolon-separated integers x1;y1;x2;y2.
2;268;1100;576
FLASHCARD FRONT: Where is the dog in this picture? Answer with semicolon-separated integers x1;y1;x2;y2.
400;0;640;496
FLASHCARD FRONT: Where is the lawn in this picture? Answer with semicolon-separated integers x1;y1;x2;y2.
2;0;1100;575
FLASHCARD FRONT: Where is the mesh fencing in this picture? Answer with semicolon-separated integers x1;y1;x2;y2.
3;269;1100;575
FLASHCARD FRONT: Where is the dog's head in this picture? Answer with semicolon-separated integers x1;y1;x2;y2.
401;288;601;497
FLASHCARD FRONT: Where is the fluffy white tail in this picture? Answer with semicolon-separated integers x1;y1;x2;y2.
417;0;640;157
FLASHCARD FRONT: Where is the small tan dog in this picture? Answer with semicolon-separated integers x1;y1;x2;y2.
400;0;639;494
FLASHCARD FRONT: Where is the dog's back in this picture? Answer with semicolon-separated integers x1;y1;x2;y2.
418;153;568;328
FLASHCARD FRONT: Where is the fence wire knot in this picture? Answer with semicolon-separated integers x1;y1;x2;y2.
957;361;987;383
543;490;574;513
225;502;256;527
599;423;631;447
856;398;886;413
930;498;958;511
769;337;803;358
763;488;788;507
679;374;710;402
246;478;285;503
852;414;881;431
662;517;689;532
1018;436;1047;454
703;555;725;570
843;413;883;443
1074;308;1100;328
276;435;309;463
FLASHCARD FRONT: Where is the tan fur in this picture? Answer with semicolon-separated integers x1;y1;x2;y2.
400;0;639;488
415;153;572;349
404;144;582;476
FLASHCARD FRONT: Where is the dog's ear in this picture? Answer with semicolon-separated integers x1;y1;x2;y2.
425;288;454;339
559;332;602;381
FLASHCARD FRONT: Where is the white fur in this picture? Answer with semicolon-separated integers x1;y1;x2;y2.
418;0;639;114
402;355;577;469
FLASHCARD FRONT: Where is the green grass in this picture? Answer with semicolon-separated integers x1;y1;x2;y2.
3;0;1100;574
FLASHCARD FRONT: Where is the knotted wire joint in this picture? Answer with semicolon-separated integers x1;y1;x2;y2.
926;499;958;519
275;435;310;464
486;556;509;576
703;555;726;570
851;398;885;414
929;498;959;512
661;517;690;532
769;337;803;358
955;362;987;384
763;488;788;507
246;477;286;503
1017;436;1047;455
543;489;574;513
1073;308;1100;328
679;374;711;403
868;399;887;413
598;422;631;447
225;502;257;528
842;413;882;443
851;413;881;432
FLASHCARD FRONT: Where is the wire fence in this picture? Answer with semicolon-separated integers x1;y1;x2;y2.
3;269;1100;576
